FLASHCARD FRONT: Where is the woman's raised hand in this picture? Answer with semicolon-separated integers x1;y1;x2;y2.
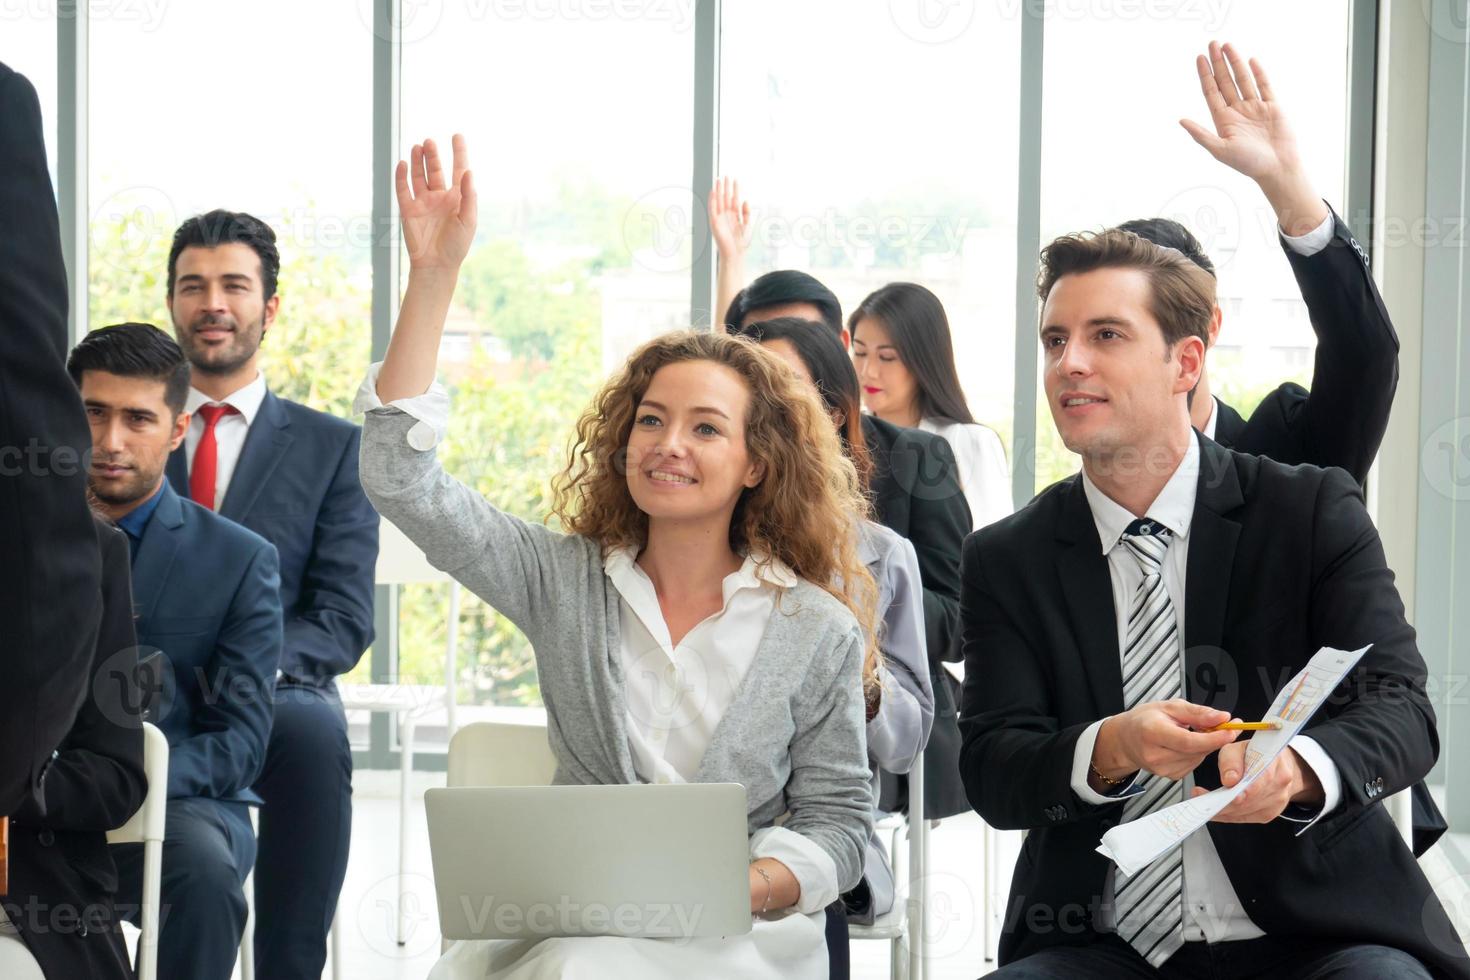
397;134;477;271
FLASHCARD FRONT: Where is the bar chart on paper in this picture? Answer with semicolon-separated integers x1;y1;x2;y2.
1096;646;1370;877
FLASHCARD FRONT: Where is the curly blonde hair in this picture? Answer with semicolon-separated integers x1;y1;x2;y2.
551;330;881;686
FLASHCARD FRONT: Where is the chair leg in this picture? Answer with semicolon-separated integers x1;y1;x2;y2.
239;879;255;980
982;823;996;962
398;713;415;946
138;839;162;980
331;905;344;980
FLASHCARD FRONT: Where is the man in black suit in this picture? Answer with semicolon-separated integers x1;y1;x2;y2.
726;272;973;821
0;62;102;816
4;516;146;980
160;210;378;980
1120;43;1397;487
959;225;1465;977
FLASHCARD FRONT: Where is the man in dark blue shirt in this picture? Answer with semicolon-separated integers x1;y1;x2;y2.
70;323;282;980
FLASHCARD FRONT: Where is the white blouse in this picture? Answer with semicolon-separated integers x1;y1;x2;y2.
918;418;1013;531
603;547;839;914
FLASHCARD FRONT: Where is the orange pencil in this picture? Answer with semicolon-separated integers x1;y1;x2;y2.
1208;721;1282;732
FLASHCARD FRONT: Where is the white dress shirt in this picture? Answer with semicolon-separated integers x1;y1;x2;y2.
601;547;841;915
184;372;268;510
1068;436;1343;943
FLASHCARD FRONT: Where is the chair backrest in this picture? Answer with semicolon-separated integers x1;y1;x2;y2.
107;723;169;844
446;721;557;788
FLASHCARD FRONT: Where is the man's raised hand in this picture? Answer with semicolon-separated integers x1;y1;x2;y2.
1179;41;1328;235
707;176;753;263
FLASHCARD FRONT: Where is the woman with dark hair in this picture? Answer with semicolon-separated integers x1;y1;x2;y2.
849;282;1011;530
739;317;934;941
359;136;877;979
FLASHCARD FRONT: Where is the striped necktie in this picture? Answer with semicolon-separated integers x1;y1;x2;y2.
1113;517;1186;968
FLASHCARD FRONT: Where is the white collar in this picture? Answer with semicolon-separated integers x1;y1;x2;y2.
603;545;797;604
1201;395;1220;441
1081;435;1201;555
185;372;268;426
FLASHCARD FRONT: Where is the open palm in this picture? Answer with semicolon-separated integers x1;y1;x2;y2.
397;134;477;270
707;176;753;260
1181;42;1303;183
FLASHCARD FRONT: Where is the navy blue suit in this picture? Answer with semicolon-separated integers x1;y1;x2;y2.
111;481;282;980
168;387;378;980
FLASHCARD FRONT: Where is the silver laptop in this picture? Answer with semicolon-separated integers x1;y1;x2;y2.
425;783;752;941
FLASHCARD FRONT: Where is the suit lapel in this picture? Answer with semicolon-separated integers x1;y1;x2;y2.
1054;478;1125;718
220;389;293;522
131;484;185;622
1184;435;1244;704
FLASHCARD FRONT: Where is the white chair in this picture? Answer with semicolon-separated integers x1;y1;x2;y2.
850;748;927;980
442;720;557;953
108;722;169;980
446;720;558;790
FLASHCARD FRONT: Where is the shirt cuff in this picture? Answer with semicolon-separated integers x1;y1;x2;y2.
1280;208;1335;257
749;825;840;915
1071;719;1142;805
1277;735;1343;833
353;361;449;451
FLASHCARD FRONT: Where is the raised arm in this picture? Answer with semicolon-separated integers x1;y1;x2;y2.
375;135;478;403
707;176;753;330
358;134;595;639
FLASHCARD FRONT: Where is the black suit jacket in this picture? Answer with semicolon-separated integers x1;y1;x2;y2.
0;62;103;814
958;435;1467;977
862;414;973;818
167;389;377;685
1209;213;1451;853
1213;209;1397;486
6;518;146;980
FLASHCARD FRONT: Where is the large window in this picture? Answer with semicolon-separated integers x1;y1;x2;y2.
1032;2;1352;489
87;0;373;419
388;7;696;712
720;1;1022;452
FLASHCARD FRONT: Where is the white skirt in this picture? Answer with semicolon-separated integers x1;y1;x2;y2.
427;909;828;980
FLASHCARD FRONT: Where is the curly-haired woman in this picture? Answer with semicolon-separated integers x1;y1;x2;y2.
355;136;878;979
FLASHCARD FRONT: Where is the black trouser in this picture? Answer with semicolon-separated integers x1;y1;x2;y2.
986;932;1434;980
825;899;851;980
251;681;354;980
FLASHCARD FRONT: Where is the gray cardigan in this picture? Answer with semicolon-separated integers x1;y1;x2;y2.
360;406;874;892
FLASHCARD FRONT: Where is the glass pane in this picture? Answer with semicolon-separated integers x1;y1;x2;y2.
719;1;1022;475
398;8;695;709
88;0;373;412
87;4;375;725
1033;3;1352;492
1;8;59;183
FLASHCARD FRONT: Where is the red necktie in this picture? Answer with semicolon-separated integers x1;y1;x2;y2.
191;403;239;510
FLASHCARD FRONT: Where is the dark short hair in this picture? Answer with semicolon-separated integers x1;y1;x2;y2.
1115;217;1216;278
734;316;872;493
724;270;843;336
67;322;192;416
168;209;281;302
1037;229;1216;352
848;282;975;426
